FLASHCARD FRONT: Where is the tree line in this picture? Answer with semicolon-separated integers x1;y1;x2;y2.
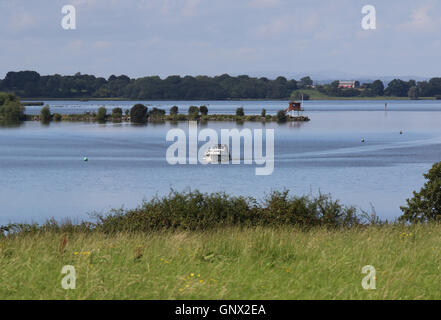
0;71;298;100
1;71;441;100
314;78;441;99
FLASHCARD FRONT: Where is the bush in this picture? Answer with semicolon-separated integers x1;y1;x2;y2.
40;105;51;122
0;190;364;235
0;92;25;122
149;107;166;118
92;190;360;233
112;107;123;120
96;106;107;122
170;106;179;115
236;107;244;116
199;105;208;116
188;106;199;119
400;162;441;223
276;110;287;122
130;104;148;123
0;92;19;106
53;113;62;121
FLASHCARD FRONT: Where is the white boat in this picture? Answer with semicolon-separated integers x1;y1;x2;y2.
203;144;231;163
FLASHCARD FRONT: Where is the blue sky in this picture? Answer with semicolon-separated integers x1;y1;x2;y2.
1;0;441;79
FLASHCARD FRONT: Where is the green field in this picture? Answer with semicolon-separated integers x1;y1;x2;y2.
1;224;440;300
289;89;426;100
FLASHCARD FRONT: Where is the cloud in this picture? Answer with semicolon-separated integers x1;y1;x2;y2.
399;4;441;33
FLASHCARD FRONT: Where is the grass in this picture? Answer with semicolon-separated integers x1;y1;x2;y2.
1;224;440;300
291;89;415;100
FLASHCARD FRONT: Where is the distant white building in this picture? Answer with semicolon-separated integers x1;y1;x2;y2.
338;81;356;88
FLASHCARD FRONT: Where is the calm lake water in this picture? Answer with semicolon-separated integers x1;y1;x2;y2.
1;99;441;224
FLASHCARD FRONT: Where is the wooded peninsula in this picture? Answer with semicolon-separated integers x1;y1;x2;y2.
1;71;441;100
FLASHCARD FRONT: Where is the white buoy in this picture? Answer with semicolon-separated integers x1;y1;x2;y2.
361;138;365;143
83;157;88;162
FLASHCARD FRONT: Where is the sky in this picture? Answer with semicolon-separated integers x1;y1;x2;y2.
1;0;441;80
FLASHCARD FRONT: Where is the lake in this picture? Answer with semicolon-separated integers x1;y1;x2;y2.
1;99;441;224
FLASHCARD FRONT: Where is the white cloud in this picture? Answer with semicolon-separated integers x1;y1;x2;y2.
399;4;441;33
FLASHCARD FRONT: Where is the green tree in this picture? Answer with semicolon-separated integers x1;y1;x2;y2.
130;104;148;123
96;106;107;122
40;105;51;122
188;106;199;119
385;79;410;97
400;162;441;223
277;110;287;122
236;107;244;116
199;105;208;116
0;92;25;122
149;107;166;119
370;80;384;96
408;86;418;100
112;107;123;120
299;76;313;88
261;108;266;117
170;106;178;115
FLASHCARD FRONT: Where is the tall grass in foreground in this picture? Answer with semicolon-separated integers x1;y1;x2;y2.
1;224;440;299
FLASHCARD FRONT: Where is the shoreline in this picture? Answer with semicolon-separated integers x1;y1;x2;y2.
23;114;311;123
20;96;437;102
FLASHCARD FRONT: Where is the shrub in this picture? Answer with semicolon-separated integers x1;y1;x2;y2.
0;92;19;106
53;113;62;121
276;110;287;122
0;92;25;122
149;107;166;118
400;162;441;223
188;106;199;119
96;106;107;122
199;105;208;116
92;190;360;233
112;107;123;120
130;104;148;123
40;105;51;122
236;107;244;116
170;106;179;115
0;190;363;235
